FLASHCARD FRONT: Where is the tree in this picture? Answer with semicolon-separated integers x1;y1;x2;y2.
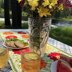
11;0;22;29
4;0;11;28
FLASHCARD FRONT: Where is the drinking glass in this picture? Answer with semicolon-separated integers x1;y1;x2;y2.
0;48;9;69
21;52;41;72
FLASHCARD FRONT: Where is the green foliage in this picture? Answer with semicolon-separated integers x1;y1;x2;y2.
0;6;4;18
0;0;4;8
22;22;28;29
62;17;72;21
0;21;5;28
50;27;72;46
22;11;28;17
53;8;72;19
0;21;28;29
52;18;72;24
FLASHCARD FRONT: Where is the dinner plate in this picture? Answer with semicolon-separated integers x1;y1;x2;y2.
2;42;29;50
51;61;58;72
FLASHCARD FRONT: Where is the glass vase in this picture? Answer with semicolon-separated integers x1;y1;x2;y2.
28;17;51;56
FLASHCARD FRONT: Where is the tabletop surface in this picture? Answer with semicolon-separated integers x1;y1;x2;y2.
0;29;71;72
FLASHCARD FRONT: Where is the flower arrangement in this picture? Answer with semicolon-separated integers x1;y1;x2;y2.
18;0;64;56
18;0;64;18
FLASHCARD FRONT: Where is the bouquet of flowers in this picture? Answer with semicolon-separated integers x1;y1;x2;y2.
17;0;64;56
18;0;64;18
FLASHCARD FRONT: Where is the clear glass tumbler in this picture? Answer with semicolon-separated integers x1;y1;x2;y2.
21;52;41;72
0;48;9;69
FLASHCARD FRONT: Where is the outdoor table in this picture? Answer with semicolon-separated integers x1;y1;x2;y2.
0;29;72;72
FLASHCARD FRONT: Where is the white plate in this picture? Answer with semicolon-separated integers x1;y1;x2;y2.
51;61;58;72
3;42;29;50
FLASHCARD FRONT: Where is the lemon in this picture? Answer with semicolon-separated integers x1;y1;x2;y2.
24;52;39;60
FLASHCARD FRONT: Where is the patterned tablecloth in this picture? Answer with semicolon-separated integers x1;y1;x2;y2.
0;29;72;72
8;44;72;72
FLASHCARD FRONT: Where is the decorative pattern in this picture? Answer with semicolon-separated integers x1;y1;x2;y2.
48;37;72;55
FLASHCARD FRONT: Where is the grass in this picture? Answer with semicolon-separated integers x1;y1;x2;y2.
50;26;72;46
59;16;72;21
61;16;72;21
62;18;72;21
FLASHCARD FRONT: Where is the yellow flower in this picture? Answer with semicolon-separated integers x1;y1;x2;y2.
49;0;58;8
27;0;38;10
49;3;54;8
50;0;58;5
38;7;51;17
42;0;50;7
18;0;21;3
58;4;64;10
